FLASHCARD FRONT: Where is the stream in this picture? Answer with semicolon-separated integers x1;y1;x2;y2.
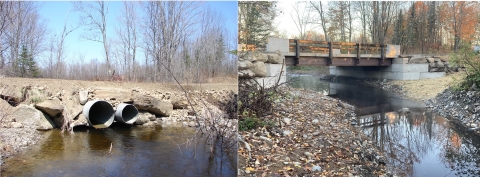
1;124;236;177
289;74;480;177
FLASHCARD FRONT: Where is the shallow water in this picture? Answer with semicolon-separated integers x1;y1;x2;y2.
1;124;236;177
288;74;480;177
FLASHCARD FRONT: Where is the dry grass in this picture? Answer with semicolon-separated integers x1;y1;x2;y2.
391;71;467;101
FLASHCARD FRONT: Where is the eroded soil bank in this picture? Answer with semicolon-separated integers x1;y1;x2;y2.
238;88;388;176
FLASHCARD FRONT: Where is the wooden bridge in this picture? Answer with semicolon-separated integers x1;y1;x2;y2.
280;39;400;66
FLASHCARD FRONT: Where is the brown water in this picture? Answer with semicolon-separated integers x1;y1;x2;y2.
1;124;236;177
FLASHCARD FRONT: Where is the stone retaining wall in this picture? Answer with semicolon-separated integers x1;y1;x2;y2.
238;51;286;87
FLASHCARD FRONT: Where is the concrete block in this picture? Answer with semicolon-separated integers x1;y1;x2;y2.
420;72;446;79
267;38;289;53
253;75;287;88
385;64;428;73
265;63;286;77
386;45;401;57
392;58;409;64
382;72;420;80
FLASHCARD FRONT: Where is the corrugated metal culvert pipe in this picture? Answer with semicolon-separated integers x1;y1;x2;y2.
114;103;139;124
83;100;115;129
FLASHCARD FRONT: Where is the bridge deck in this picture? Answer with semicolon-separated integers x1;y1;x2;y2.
283;39;399;66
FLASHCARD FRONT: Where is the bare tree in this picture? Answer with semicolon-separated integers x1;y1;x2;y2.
309;1;329;41
4;2;47;77
290;2;311;39
115;1;139;81
55;9;79;79
73;1;112;79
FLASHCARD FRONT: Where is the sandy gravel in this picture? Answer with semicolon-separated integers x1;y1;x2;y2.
390;72;467;101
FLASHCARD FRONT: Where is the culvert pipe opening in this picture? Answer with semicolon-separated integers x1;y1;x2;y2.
83;100;115;129
115;103;139;124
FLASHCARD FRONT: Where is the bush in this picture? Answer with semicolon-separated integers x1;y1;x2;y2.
238;77;285;131
450;42;480;90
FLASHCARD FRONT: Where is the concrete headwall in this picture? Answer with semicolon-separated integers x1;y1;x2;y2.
330;58;447;80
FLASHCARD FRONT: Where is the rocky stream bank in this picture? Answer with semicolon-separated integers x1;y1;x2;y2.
238;88;389;176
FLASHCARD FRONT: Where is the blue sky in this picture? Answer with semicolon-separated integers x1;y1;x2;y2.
39;1;238;65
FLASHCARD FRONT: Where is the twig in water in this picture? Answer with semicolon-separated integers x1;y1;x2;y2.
108;143;112;154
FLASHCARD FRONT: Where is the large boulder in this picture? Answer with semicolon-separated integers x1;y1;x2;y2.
133;95;173;117
250;61;267;77
94;89;133;103
238;70;255;78
9;104;55;130
0;85;25;104
238;60;253;70
34;97;63;117
435;61;445;68
426;58;435;63
409;57;427;64
267;54;281;64
255;53;268;62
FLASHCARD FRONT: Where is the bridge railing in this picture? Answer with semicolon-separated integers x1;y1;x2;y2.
288;39;386;59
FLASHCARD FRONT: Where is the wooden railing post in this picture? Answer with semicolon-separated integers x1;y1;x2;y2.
328;41;333;59
381;43;385;60
356;43;360;60
295;39;300;59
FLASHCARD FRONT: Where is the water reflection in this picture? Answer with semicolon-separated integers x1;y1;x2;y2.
2;125;236;177
288;74;480;177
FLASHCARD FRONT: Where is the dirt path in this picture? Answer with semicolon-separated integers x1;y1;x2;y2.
389;72;466;101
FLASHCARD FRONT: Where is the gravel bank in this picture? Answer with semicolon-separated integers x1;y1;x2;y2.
238;88;388;176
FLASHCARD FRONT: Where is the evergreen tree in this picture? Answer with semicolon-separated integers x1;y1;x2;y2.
17;45;41;78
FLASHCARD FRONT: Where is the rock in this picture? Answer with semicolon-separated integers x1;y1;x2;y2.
304;152;314;157
267;54;281;64
435;61;445;68
470;83;479;91
409;57;427;64
312;119;319;124
250;61;267;77
0;86;25;104
71;114;88;127
238;70;255;78
438;56;448;62
312;165;322;172
283;118;291;125
134;115;150;125
94;89;133;103
172;99;189;109
241;51;256;61
283;130;292;136
429;63;436;68
64;98;83;119
256;53;268;62
34;97;63;117
133;95;173;117
426;58;435;63
238;60;253;70
79;91;88;105
9;104;55;130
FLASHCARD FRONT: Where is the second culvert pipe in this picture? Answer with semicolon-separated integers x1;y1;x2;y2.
114;103;139;124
